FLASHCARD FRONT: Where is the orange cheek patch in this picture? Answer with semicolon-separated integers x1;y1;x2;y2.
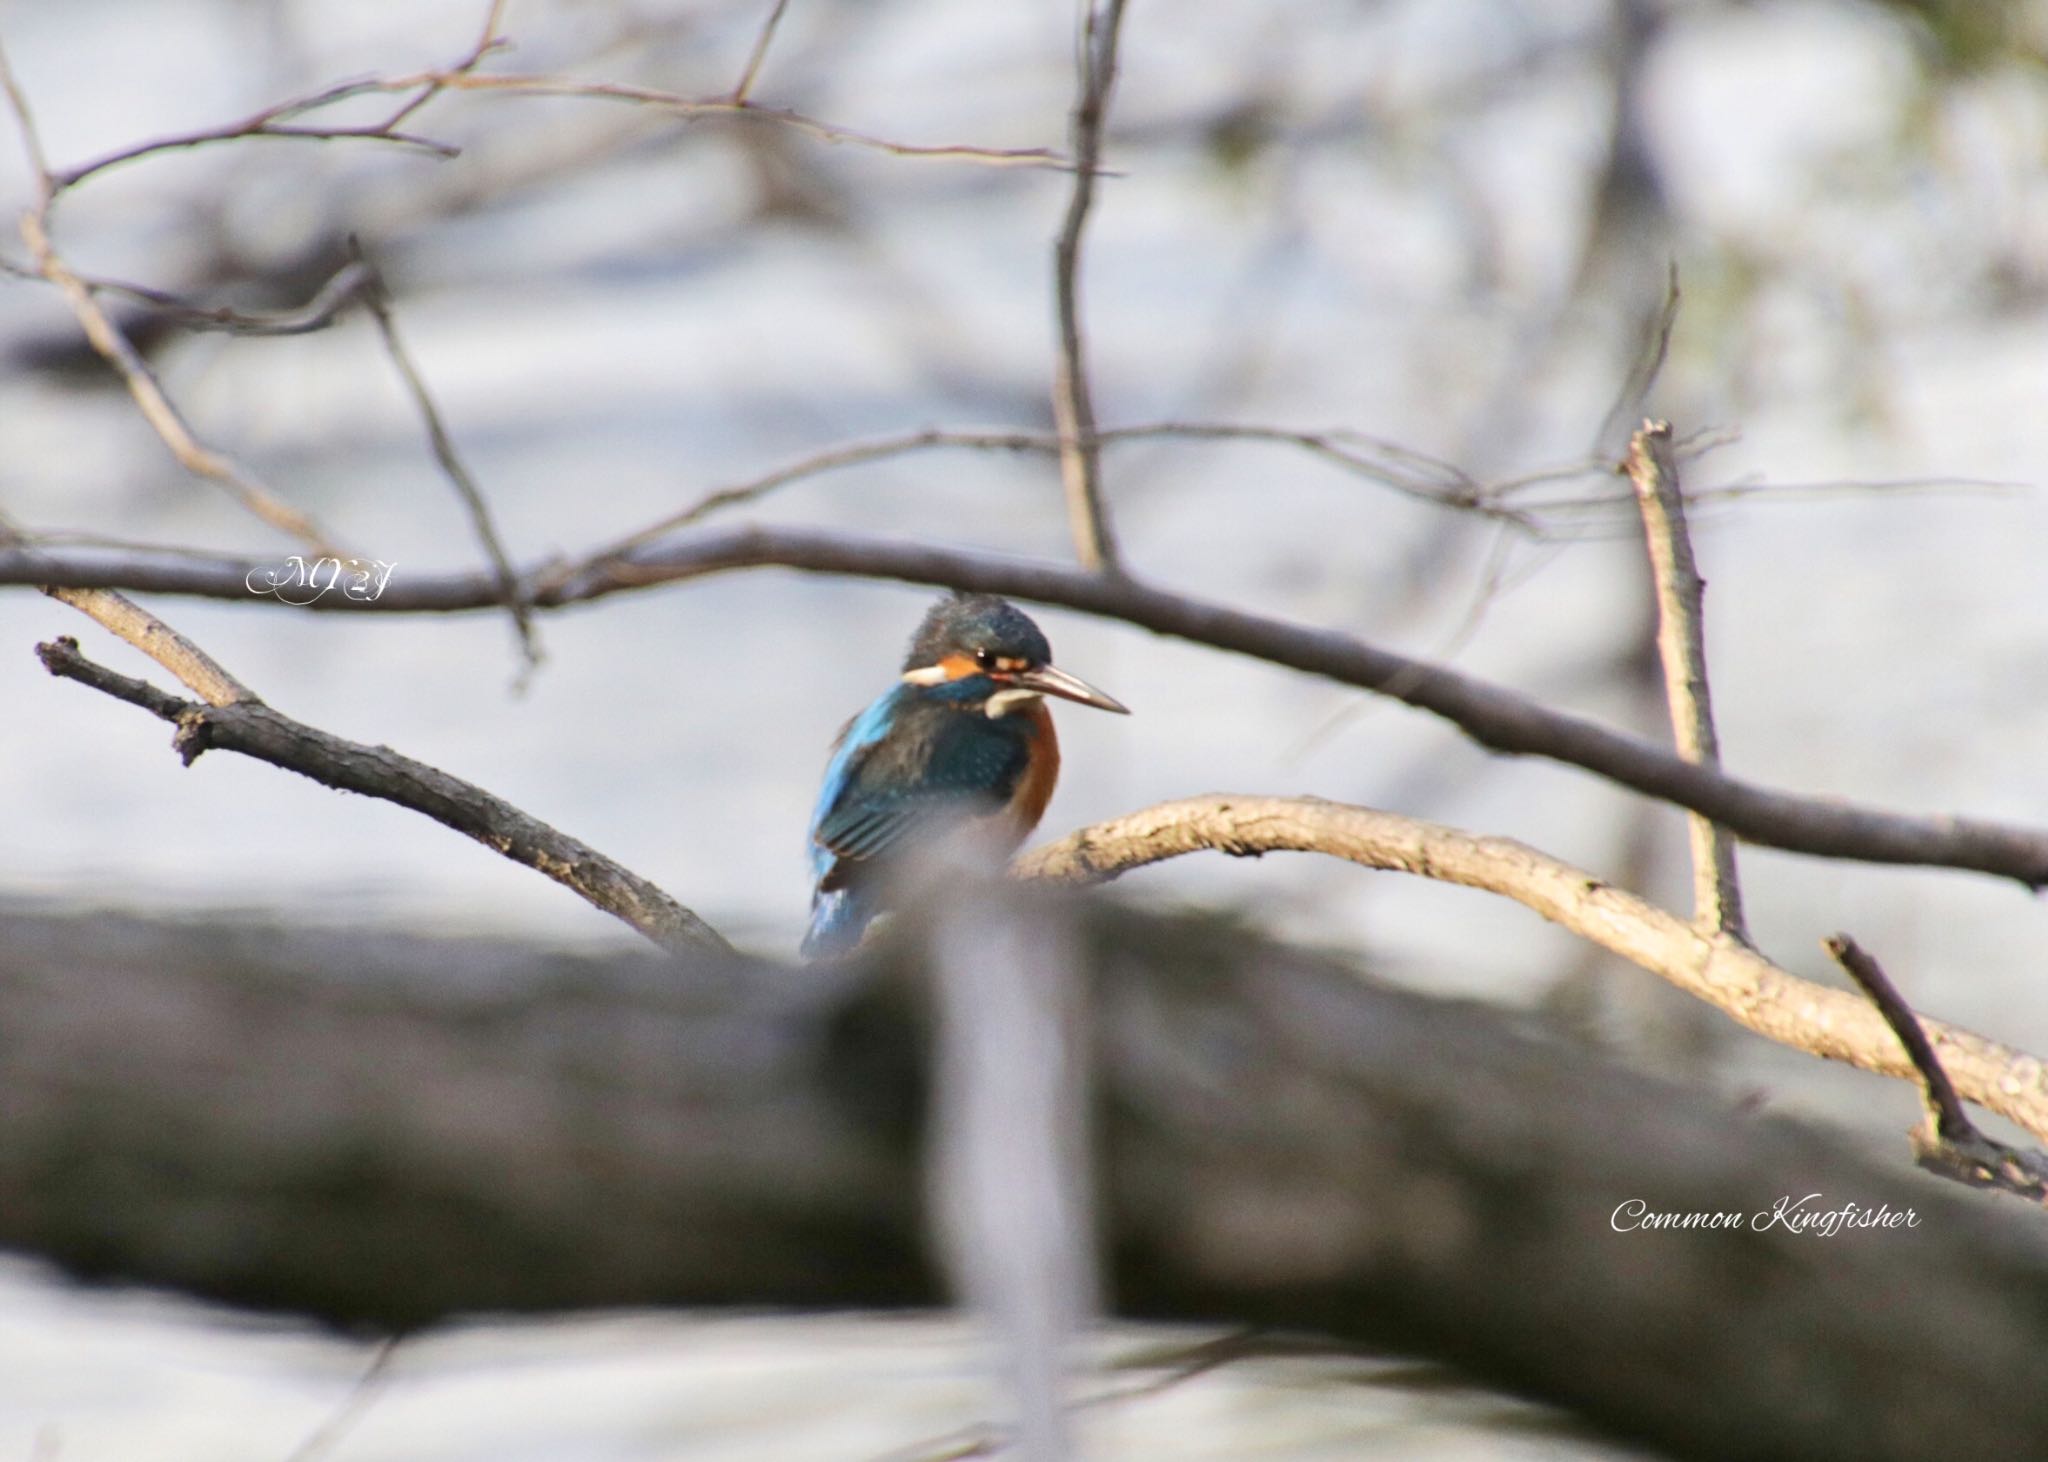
940;651;982;680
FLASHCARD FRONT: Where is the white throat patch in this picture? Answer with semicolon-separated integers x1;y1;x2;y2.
984;687;1043;718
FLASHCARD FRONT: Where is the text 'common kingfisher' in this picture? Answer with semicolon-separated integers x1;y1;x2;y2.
804;593;1130;958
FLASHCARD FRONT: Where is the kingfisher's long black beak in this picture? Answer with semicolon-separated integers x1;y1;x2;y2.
1015;663;1130;714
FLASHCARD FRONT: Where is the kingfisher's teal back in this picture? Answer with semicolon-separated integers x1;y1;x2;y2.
803;594;1128;958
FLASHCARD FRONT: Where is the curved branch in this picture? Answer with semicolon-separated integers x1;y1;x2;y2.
34;636;728;956
10;525;2048;888
1014;794;2048;1149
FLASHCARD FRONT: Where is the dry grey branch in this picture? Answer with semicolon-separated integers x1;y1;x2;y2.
1626;418;1748;943
1050;0;1133;573
1827;933;2048;1204
1015;793;2048;1146
39;0;507;190
33;636;727;955
39;586;256;706
76;260;377;337
581;421;1532;567
14;525;2048;889
11;211;341;554
391;72;1073;169
358;250;538;669
732;0;794;103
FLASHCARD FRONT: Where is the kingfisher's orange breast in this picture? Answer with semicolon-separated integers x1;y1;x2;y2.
1006;699;1061;843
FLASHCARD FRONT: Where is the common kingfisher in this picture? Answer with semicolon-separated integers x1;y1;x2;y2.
804;592;1129;958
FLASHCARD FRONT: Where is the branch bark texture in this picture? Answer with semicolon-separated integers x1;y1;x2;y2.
1016;794;2048;1144
6;904;2048;1462
1626;418;1747;943
34;636;727;955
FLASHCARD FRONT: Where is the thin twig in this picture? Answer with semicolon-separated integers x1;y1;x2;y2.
0;36;52;192
383;73;1073;168
282;1337;401;1462
16;524;2048;891
582;420;1535;567
1626;418;1747;944
15;212;342;554
39;586;256;705
44;1;509;191
51;123;457;189
732;0;793;103
373;0;510;134
1594;261;1681;453
1826;933;2048;1204
1049;0;1132;574
0;55;341;553
1014;794;2048;1152
74;260;377;337
357;247;538;671
34;636;729;956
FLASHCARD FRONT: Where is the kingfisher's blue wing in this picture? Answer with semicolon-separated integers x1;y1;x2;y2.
807;687;902;886
813;696;1030;879
804;688;1031;957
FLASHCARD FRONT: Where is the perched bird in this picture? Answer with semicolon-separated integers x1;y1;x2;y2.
804;593;1129;958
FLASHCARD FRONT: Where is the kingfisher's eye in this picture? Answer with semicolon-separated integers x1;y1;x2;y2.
973;649;996;670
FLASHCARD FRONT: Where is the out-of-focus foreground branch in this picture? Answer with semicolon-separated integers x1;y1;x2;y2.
4;901;2047;1462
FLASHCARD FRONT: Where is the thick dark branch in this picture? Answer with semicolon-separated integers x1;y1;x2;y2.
12;525;2048;888
1016;794;2048;1148
33;637;727;955
8;904;2048;1462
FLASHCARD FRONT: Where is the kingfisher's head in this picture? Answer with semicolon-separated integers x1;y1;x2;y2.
899;593;1129;717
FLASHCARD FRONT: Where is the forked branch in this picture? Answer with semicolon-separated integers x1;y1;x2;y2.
1015;794;2048;1153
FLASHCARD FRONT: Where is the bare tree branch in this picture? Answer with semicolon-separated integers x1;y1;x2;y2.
0;35;52;185
63;259;378;337
32;636;728;955
581;422;1538;568
7;212;342;552
731;0;794;103
13;524;2048;889
1050;0;1132;573
1014;793;2048;1149
39;1;508;190
357;247;538;670
0;43;346;554
1626;418;1748;943
1827;933;2048;1204
39;586;256;705
387;73;1074;169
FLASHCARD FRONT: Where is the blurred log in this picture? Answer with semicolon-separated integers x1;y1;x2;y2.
4;900;2048;1460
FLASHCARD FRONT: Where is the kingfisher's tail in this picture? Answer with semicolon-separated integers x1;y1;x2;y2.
801;885;875;960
